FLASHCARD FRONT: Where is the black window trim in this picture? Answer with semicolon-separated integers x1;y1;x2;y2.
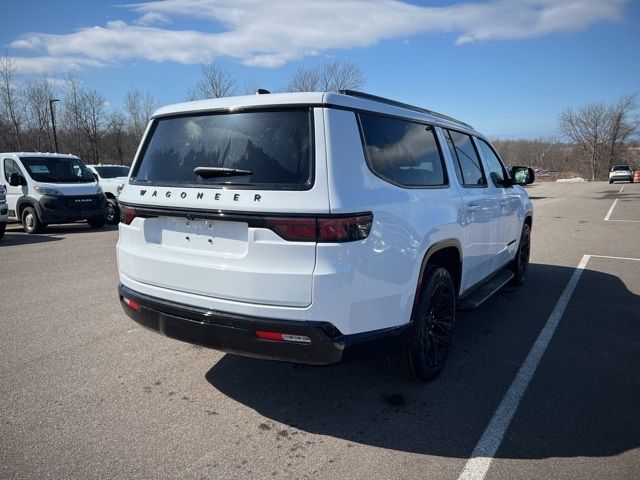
443;128;488;189
473;136;511;189
355;111;450;190
129;106;316;192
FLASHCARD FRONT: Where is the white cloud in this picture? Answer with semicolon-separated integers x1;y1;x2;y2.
8;56;106;74
8;0;627;73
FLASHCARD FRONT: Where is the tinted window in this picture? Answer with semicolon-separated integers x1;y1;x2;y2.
359;113;446;187
445;130;486;187
477;138;507;188
93;166;130;178
3;159;22;182
612;165;632;171
20;157;94;183
132;109;313;189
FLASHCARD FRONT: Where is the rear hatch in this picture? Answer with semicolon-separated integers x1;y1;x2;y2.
117;107;328;307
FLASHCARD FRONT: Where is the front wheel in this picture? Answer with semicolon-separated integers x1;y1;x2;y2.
0;222;5;239
510;222;531;286
387;266;456;382
22;206;45;234
106;198;119;224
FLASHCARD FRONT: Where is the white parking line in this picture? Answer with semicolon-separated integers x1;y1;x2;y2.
604;199;618;221
619;185;624;193
457;254;590;480
589;254;640;261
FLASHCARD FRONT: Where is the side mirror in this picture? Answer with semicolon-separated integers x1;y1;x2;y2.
8;172;25;187
510;166;535;185
92;172;99;181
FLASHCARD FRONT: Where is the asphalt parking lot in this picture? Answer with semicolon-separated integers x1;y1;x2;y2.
1;181;639;480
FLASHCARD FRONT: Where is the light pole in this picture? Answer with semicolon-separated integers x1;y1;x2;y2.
49;99;60;153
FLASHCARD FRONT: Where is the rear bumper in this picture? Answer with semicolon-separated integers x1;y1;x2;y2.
118;284;410;365
610;175;632;182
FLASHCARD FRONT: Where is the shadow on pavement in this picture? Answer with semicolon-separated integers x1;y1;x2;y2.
2;223;117;245
205;263;639;460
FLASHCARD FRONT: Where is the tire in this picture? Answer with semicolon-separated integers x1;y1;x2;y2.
0;222;5;239
609;180;613;184
387;266;456;382
88;218;106;229
106;198;119;225
21;206;45;234
509;222;531;286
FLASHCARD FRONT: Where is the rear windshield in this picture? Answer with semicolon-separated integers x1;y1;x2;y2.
20;157;94;183
131;109;313;190
94;166;130;178
612;165;631;171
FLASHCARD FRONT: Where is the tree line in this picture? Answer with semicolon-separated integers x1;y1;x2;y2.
1;54;637;180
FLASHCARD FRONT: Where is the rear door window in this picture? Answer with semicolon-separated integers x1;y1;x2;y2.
358;113;446;187
131;109;313;190
444;129;487;187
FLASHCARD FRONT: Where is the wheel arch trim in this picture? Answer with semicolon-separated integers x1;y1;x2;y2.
412;239;462;312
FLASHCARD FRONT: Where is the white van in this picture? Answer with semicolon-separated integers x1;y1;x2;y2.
117;91;534;381
1;153;109;233
86;164;130;224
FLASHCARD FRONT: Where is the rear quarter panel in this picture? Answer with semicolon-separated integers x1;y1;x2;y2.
320;108;464;333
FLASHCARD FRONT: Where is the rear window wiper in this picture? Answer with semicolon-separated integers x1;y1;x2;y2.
194;167;253;178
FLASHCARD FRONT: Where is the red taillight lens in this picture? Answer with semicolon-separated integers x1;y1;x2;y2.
318;214;373;242
263;213;372;243
120;205;137;225
122;297;140;311
263;217;317;242
255;331;311;343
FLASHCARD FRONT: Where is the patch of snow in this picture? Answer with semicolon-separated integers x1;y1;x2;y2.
556;177;587;183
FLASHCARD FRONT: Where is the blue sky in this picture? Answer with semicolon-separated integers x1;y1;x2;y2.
1;0;639;138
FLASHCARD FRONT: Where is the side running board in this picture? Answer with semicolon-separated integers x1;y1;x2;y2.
457;269;514;311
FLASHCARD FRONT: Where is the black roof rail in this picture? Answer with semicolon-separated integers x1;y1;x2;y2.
338;90;474;130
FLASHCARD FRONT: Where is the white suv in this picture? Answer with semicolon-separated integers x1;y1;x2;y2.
117;91;534;381
1;153;108;233
0;184;7;239
86;164;130;224
609;165;634;183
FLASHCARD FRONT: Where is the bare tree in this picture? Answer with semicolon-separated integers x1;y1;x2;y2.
124;88;157;139
559;102;611;181
559;95;639;181
186;63;236;100
0;55;26;150
606;95;639;169
25;72;56;152
286;61;365;92
287;66;321;92
105;110;130;164
319;61;365;91
79;89;108;163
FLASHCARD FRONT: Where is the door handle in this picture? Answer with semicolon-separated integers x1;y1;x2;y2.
500;200;509;206
466;203;480;211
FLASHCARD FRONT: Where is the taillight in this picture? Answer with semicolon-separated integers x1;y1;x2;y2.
255;330;311;343
318;214;372;242
120;205;137;225
122;297;140;311
262;213;373;242
262;217;317;242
